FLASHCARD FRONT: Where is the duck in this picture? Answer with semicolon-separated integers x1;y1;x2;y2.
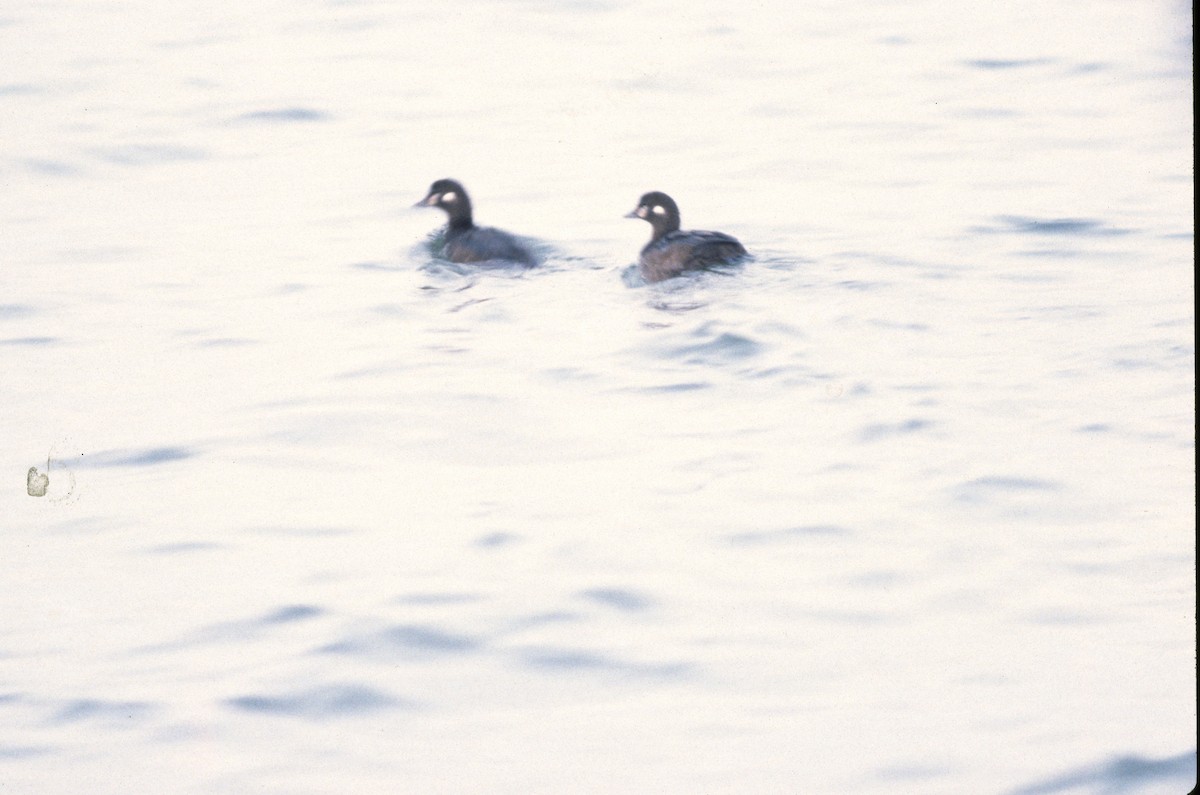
625;191;747;282
415;179;537;266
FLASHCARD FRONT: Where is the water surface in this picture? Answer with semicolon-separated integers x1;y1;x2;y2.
1;1;1194;793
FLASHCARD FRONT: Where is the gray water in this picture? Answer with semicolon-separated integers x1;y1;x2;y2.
1;1;1195;793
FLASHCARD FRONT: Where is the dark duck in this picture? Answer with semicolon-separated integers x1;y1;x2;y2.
625;191;747;282
415;179;537;266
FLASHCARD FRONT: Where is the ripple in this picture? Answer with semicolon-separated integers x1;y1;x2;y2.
516;646;691;678
0;745;53;760
974;216;1132;237
260;605;323;625
64;446;196;468
502;611;582;634
141;541;224;555
393;592;483;606
48;698;156;725
728;525;850;545
0;336;59;346
661;323;764;364
1021;608;1107;626
955;476;1061;496
0;83;39;95
804;609;893;625
319;624;482;658
964;57;1055;70
137;604;323;652
636;381;711;393
89;144;208;166
578;587;655;612
475;531;520;548
233;107;329;124
19;158;81;176
225;684;407;719
1007;750;1196;795
857;418;934;442
0;303;37;320
1076;423;1111;433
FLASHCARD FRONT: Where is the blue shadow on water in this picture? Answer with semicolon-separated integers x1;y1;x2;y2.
1077;423;1113;433
501;611;581;634
0;336;59;346
578;587;655;612
953;476;1061;502
0;82;40;95
516;647;691;679
667;327;763;364
974;216;1132;237
633;381;712;394
135;604;323;653
1006;750;1196;795
225;684;410;719
964;57;1055;70
260;605;323;625
393;592;483;606
857;418;934;442
0;303;37;320
319;624;481;658
233;107;329;124
64;446;196;468
48;699;156;726
142;541;224;555
20;158;81;176
728;524;850;545
475;531;520;548
0;745;53;761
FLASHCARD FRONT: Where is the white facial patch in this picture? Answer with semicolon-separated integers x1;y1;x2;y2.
441;191;457;203
651;205;667;216
636;206;649;218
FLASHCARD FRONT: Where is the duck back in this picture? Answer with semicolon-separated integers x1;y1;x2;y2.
640;230;747;282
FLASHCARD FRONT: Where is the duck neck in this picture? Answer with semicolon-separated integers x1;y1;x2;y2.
648;217;678;243
445;196;474;232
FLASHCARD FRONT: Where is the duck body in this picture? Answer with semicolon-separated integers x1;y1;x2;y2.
626;191;746;282
442;222;536;266
638;229;747;283
416;179;536;267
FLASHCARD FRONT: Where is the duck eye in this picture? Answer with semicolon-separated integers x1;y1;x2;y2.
651;205;666;216
441;191;457;203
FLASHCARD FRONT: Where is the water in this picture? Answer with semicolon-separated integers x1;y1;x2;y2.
1;1;1194;792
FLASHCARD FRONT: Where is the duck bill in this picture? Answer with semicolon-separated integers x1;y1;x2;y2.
623;209;641;219
414;193;439;208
